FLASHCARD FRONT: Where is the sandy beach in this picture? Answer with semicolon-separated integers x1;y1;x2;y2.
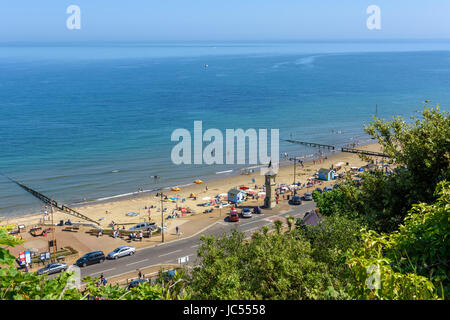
1;142;384;230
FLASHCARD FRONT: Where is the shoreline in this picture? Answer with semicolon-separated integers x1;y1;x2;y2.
1;140;381;228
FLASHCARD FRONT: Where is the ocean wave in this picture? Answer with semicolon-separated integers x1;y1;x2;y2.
216;170;233;174
294;55;320;66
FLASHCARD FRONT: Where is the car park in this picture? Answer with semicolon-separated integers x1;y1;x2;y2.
241;208;252;218
291;195;302;205
107;246;136;260
303;192;313;201
76;251;105;267
36;262;68;275
252;206;262;214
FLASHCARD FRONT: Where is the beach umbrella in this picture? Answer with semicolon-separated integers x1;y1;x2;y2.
194;180;203;184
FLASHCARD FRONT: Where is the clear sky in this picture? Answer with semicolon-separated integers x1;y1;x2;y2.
0;0;449;42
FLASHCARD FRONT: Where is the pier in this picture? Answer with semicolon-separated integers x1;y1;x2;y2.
340;147;388;158
285;139;389;158
3;175;100;225
284;139;336;150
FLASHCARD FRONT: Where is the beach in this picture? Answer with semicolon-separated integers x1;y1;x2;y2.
1;142;383;230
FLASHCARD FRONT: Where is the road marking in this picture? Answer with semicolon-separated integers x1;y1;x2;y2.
158;249;182;257
90;268;115;276
191;244;199;248
126;259;149;266
240;219;265;227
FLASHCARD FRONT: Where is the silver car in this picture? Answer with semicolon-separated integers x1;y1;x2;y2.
241;208;252;218
36;262;68;275
107;246;136;260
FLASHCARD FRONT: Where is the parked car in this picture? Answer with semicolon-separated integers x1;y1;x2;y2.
315;187;323;194
76;251;105;267
241;208;252;218
229;212;240;222
127;279;149;289
129;222;157;232
107;246;136;260
323;186;333;192
333;184;340;189
291;195;302;205
303;192;313;201
252;206;262;214
36;262;68;275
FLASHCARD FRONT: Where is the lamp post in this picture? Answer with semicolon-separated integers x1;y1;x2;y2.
50;200;57;262
159;192;165;243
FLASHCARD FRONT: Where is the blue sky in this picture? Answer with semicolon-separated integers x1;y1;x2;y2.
0;0;449;42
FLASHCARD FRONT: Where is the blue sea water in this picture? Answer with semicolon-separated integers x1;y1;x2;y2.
1;40;450;218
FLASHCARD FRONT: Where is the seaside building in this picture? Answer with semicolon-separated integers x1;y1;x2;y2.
302;210;322;226
318;168;335;181
227;187;246;204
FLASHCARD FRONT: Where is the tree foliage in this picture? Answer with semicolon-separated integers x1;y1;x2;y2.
190;229;333;299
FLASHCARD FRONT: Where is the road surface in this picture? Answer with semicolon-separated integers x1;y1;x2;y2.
74;202;316;280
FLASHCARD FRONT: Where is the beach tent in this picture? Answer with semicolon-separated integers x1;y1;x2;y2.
318;168;335;181
228;187;246;204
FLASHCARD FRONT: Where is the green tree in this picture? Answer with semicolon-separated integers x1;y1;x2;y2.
190;230;333;299
285;216;295;232
273;220;283;234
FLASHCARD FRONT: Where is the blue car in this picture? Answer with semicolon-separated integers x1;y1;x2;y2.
324;186;333;192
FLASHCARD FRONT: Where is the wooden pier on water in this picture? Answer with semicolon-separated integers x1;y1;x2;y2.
285;139;336;150
340;147;388;158
6;176;100;226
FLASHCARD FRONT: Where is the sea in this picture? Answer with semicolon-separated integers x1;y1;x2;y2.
1;40;450;218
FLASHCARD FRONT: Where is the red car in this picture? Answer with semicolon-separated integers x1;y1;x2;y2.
229;211;240;222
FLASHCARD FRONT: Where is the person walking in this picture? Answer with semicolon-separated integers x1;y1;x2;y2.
138;270;142;280
139;231;143;242
176;226;179;235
